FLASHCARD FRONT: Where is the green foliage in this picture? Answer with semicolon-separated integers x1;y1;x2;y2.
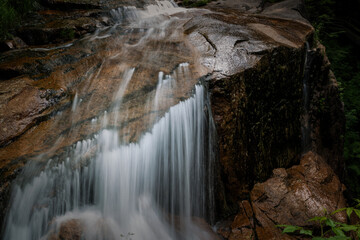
0;0;37;41
59;28;75;41
0;0;19;39
305;0;360;198
277;202;360;239
10;0;37;17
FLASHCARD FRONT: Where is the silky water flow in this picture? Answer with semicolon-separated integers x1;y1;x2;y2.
2;1;216;240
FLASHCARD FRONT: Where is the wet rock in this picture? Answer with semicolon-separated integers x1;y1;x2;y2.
228;201;255;240
0;1;345;237
0;84;63;147
181;5;345;222
0;37;28;52
186;11;313;215
179;217;222;240
0;1;318;227
221;152;347;240
306;43;345;179
11;0;162;47
41;0;155;10
262;0;309;24
0;11;201;229
204;0;263;13
48;219;83;240
46;215;218;240
17;9;106;45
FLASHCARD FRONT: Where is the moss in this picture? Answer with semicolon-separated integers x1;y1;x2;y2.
59;28;75;41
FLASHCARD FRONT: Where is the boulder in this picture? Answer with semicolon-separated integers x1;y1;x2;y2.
48;219;83;240
184;10;313;214
218;152;347;240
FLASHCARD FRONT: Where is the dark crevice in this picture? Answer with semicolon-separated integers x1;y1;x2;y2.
39;0;101;10
0;69;22;81
199;32;218;54
234;39;248;47
248;49;269;56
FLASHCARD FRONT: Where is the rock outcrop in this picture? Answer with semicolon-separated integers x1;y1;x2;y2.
306;43;345;179
217;152;347;240
184;4;314;215
0;0;346;238
0;1;203;229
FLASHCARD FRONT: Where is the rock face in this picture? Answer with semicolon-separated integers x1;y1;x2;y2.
306;43;345;179
0;1;203;230
217;152;347;240
183;6;314;214
192;0;345;220
0;0;346;238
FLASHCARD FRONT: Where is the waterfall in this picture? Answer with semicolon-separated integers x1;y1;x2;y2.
3;86;215;240
2;1;216;240
301;41;311;153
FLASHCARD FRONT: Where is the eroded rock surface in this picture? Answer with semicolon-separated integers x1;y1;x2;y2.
217;152;347;240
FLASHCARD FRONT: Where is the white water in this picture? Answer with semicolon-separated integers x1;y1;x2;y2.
2;2;216;240
110;1;183;24
3;86;215;240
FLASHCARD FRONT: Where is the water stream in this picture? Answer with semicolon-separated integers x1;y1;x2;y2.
301;41;311;153
2;1;216;240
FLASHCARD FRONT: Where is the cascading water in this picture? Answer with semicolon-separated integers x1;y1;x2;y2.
2;1;216;240
301;41;311;153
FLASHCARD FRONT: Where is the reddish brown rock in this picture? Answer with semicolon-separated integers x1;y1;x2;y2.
0;1;315;218
222;152;347;240
50;219;83;240
0;10;201;228
47;220;82;240
229;201;255;240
